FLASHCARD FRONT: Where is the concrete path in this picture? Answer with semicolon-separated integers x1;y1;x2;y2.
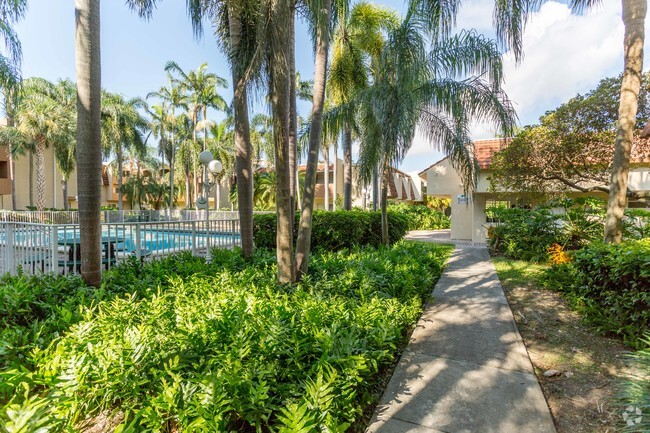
367;242;556;433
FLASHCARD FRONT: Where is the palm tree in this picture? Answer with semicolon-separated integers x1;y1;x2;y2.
75;0;102;287
165;61;228;208
411;0;645;242
0;0;27;90
101;92;148;211
147;76;189;209
15;78;72;211
329;1;398;210
50;80;78;210
355;9;516;245
295;0;334;278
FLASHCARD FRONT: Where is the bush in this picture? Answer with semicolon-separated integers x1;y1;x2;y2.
487;198;620;262
252;210;409;250
0;242;452;432
387;203;450;230
542;239;650;348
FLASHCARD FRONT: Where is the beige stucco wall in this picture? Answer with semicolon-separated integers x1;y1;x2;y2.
4;145;81;210
424;158;650;243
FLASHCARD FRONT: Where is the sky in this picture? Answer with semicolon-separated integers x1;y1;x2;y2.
15;0;648;173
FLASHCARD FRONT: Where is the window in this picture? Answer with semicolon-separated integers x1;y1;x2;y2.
0;161;7;179
485;200;510;223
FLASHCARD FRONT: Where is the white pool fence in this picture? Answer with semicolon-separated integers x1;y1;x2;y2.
0;218;241;277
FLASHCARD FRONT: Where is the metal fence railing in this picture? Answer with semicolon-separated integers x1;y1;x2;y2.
0;219;240;277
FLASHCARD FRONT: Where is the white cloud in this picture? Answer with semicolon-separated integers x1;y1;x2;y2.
400;1;640;173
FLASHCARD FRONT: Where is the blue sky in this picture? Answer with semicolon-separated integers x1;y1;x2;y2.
16;1;641;172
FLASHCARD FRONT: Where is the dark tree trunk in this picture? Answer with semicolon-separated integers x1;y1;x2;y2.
75;0;103;287
62;178;69;211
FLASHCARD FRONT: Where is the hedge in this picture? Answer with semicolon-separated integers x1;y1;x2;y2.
252;210;409;250
387;203;450;230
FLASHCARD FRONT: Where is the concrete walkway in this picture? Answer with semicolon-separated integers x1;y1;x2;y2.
367;241;556;433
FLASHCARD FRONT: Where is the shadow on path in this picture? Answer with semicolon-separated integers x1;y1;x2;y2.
366;245;556;433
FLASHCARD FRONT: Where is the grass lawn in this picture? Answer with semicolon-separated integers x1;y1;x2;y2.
1;242;452;432
493;256;635;433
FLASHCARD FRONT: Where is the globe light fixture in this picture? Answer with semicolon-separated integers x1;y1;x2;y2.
198;152;223;264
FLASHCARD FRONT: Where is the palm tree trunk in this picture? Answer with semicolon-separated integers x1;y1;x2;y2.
203;106;208;152
117;146;124;211
288;3;297;217
270;0;295;283
372;165;379;211
604;0;647;243
185;174;191;210
333;139;337;210
343;125;352;210
6;110;17;210
9;145;16;210
62;178;69;211
295;0;332;277
35;139;46;211
323;146;329;211
381;162;389;245
192;124;198;209
228;0;254;259
169;109;175;209
28;150;33;207
75;0;102;287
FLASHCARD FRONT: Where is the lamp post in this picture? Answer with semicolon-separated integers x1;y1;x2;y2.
198;150;223;264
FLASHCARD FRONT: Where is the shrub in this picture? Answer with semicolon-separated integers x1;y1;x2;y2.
542;239;650;348
252;210;409;250
387;203;450;230
0;242;452;432
488;198;619;262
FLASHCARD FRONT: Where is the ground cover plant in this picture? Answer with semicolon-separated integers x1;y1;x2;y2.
387;203;450;231
0;242;452;432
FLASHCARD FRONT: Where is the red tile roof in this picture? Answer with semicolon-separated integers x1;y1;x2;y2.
474;138;510;169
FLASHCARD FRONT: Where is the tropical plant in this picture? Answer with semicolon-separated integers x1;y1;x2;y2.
14;78;74;211
329;1;398;210
0;0;27;90
147;75;189;209
101;92;148;210
356;8;515;245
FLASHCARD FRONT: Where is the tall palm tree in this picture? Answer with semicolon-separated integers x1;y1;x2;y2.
50;79;78;210
165;61;228;207
148;102;170;183
15;78;72;211
329;1;398;210
127;0;259;258
147;77;188;209
356;9;516;245
295;0;334;278
101;92;148;211
75;0;102;287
